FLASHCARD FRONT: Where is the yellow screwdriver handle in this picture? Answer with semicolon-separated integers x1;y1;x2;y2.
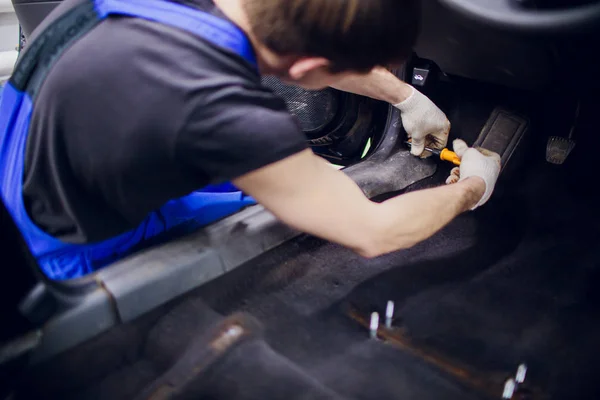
440;148;461;166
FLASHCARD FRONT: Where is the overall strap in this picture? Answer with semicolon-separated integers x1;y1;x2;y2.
94;0;257;68
10;0;257;97
9;2;101;96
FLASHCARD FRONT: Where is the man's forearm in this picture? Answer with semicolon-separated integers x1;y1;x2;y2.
362;177;485;257
330;67;413;104
234;150;485;260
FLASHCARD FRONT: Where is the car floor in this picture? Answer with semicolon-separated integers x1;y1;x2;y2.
13;82;600;400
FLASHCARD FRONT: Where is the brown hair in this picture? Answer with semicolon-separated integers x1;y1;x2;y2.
242;0;421;73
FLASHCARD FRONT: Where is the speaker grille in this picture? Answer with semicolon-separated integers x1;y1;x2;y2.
261;76;339;135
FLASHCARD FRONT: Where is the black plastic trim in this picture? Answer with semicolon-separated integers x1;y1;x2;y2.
437;0;600;34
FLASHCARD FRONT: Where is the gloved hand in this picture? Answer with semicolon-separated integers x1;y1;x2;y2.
445;139;501;209
394;85;450;157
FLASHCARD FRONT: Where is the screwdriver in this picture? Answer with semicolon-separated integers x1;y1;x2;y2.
405;141;461;166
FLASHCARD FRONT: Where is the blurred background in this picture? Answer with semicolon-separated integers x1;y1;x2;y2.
0;0;18;82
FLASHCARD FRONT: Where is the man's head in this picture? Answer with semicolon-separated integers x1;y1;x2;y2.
242;0;420;89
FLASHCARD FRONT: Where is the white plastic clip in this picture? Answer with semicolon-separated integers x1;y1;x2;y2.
385;301;394;328
516;364;527;384
502;378;515;399
370;312;379;339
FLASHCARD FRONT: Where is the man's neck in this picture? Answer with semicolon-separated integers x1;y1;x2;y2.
212;0;292;75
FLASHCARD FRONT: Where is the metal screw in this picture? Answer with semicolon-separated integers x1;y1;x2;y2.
502;378;516;399
370;312;379;339
385;301;394;328
516;364;527;384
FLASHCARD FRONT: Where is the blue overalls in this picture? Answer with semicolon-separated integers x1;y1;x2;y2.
0;0;258;280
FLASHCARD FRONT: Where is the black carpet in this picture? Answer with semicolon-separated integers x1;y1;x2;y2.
14;84;600;400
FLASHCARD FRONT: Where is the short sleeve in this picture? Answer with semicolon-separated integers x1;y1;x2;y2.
176;83;308;183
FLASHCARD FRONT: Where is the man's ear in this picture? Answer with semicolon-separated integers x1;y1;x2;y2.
288;58;331;80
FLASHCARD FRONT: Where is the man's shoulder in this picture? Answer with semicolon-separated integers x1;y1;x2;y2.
34;0;258;88
40;6;263;104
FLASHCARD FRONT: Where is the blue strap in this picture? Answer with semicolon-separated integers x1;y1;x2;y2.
36;190;256;280
94;0;257;68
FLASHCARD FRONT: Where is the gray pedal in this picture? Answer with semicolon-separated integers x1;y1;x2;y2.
473;107;529;172
546;136;576;165
546;100;580;165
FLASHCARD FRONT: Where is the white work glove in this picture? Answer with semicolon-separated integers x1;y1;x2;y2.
394;85;450;157
445;139;501;209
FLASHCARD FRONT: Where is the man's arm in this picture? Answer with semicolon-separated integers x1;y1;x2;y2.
233;149;486;258
330;67;413;104
330;67;451;157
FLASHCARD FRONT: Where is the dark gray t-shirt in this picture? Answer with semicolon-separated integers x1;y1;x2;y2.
22;0;307;244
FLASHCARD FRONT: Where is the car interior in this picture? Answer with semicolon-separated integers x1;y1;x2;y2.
2;0;600;399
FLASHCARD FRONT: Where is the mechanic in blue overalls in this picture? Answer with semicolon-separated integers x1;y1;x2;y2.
0;0;501;280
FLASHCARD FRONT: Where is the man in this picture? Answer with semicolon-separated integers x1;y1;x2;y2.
0;0;500;280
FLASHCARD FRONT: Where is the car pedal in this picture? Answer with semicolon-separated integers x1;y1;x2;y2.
546;136;576;165
545;100;579;165
473;107;529;173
